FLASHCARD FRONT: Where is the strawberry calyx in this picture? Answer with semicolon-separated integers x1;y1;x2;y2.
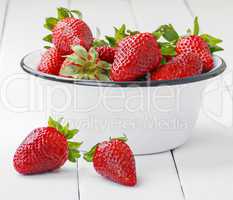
48;116;82;162
189;17;223;53
154;17;223;56
83;135;128;162
60;45;111;80
93;24;139;48
43;7;82;46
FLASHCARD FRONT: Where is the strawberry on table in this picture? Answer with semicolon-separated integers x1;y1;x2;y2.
59;45;111;80
43;7;93;55
110;32;162;81
84;136;137;186
151;52;203;81
13;117;82;175
38;47;65;75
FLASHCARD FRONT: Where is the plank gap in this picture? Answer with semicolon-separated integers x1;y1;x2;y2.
0;0;10;53
171;150;186;200
182;0;195;18
126;0;139;29
77;161;81;200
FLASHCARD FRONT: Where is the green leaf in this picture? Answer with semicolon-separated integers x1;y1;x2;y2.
193;16;200;35
209;45;224;53
72;45;88;59
70;10;83;19
161;57;167;65
83;145;98;162
48;116;64;133
65;129;79;139
44;17;58;31
57;7;71;20
44;46;51;49
98;61;111;70
68;141;83;150
159;42;176;56
126;29;139;36
89;48;98;63
200;34;222;46
110;134;128;142
43;34;52;43
152;30;162;39
67;54;85;65
60;65;79;76
156;24;179;42
105;36;117;47
92;39;109;48
114;24;127;42
68;149;81;163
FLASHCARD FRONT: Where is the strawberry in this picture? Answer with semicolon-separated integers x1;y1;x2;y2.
176;35;214;72
155;17;223;72
13;117;81;175
59;45;110;80
84;136;137;186
91;25;138;64
38;47;65;75
43;7;93;55
110;32;162;81
96;46;116;63
151;52;203;80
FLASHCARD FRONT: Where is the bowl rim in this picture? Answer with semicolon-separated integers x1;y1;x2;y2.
20;50;227;88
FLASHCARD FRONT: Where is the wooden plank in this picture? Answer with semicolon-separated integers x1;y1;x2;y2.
71;0;185;199
78;153;184;200
130;0;193;32
71;0;137;36
0;0;79;199
172;1;233;199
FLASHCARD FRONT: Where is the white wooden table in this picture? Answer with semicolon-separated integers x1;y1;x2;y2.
0;0;232;199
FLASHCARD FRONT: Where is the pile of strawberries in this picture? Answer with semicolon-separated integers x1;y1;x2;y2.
38;8;223;82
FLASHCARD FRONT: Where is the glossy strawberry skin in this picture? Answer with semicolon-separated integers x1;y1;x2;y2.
96;46;116;63
151;52;203;81
93;139;137;186
13;127;68;175
38;47;65;75
176;35;213;72
111;32;162;81
52;18;93;55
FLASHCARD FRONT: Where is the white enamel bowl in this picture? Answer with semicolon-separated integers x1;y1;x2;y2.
21;50;226;155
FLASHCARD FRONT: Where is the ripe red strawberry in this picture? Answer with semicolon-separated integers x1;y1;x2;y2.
96;46;116;63
38;47;65;75
59;45;110;80
156;17;223;73
151;52;203;80
13;117;81;175
111;32;162;81
43;7;93;55
84;136;137;186
176;35;213;72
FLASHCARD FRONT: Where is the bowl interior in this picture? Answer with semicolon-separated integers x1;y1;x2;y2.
21;50;226;87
